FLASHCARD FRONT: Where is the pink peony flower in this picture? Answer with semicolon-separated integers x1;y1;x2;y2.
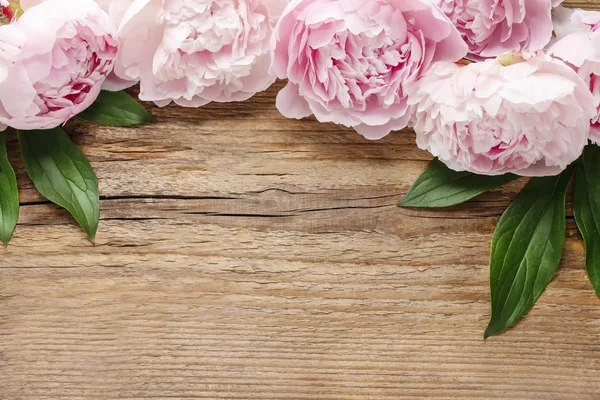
271;0;468;140
435;0;561;60
409;52;595;176
107;0;282;107
548;8;600;143
0;0;118;130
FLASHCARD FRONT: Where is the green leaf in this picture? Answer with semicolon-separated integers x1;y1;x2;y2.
18;128;99;242
399;158;518;208
485;167;573;338
574;145;600;297
0;131;19;246
76;90;155;126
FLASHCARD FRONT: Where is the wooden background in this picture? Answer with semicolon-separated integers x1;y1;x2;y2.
3;3;600;397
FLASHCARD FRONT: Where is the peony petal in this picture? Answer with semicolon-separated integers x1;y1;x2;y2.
354;115;410;140
0;62;37;119
102;72;138;92
276;83;312;119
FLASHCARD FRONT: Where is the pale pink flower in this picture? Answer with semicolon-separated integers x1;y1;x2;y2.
0;0;118;130
409;52;595;176
548;8;600;143
107;0;282;107
271;0;467;140
435;0;562;60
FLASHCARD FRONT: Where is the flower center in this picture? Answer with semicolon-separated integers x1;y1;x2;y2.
497;52;527;66
34;22;117;115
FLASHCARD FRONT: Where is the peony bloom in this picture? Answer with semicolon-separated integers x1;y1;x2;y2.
409;52;595;176
107;0;283;107
435;0;561;60
0;0;118;130
548;8;600;143
271;0;468;140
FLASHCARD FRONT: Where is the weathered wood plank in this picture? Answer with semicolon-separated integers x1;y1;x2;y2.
2;3;600;398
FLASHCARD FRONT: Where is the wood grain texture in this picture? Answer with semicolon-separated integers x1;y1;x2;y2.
2;4;600;397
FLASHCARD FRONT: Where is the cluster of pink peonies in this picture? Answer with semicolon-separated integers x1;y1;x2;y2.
1;0;600;177
0;0;285;127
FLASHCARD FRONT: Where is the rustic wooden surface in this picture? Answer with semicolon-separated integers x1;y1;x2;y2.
3;5;600;397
